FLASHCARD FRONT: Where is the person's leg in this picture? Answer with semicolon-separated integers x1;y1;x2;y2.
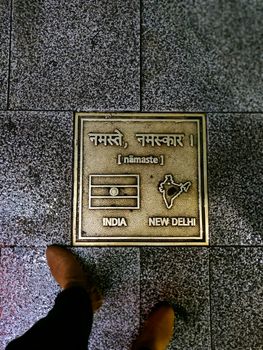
6;287;93;350
133;302;175;350
6;245;102;350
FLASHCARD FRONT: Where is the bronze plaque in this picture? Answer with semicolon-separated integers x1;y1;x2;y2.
73;113;208;246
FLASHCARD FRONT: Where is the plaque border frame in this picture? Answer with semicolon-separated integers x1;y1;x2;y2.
73;112;209;246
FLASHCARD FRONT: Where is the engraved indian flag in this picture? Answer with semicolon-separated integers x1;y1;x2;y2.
89;174;140;209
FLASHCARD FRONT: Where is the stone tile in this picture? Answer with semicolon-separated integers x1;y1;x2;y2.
0;248;59;347
210;247;263;349
0;0;10;109
0;247;140;350
78;248;140;350
208;113;263;245
142;0;263;111
140;248;211;350
9;0;140;110
0;111;72;246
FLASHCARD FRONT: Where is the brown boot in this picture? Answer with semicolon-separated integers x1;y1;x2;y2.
133;302;175;350
46;245;102;312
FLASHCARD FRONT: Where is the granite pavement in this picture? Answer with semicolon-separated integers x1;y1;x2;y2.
141;0;263;111
0;0;10;109
1;1;262;349
9;0;140;110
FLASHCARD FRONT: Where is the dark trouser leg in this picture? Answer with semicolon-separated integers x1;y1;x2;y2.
6;287;93;350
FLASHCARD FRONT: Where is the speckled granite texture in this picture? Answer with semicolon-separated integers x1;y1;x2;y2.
208;113;263;245
0;248;59;344
0;112;73;246
9;0;140;110
211;248;263;349
142;0;263;111
80;248;140;349
0;248;140;350
1;112;262;247
0;0;10;109
140;248;210;350
0;1;262;349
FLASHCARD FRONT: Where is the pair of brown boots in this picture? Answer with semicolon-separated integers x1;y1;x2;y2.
46;245;175;350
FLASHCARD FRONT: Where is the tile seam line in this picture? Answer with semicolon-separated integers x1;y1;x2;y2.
138;247;142;334
209;245;263;248
6;0;13;110
0;245;262;248
0;109;143;113
1;109;193;113
208;250;214;350
139;0;142;112
1;110;263;113
0;109;81;113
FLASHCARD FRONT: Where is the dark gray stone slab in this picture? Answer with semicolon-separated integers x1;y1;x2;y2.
0;247;140;350
79;248;140;350
208;113;263;245
211;248;263;349
9;0;140;110
0;248;59;346
0;0;10;109
142;0;263;111
0;112;72;246
140;248;211;350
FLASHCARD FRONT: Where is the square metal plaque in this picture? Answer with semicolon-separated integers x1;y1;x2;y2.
73;113;208;246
